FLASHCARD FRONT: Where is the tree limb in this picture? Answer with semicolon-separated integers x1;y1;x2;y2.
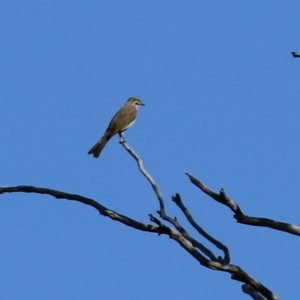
291;52;300;58
185;172;300;236
243;284;266;300
0;185;166;234
0;137;281;300
119;134;219;260
172;193;230;263
118;136;279;299
0;184;280;300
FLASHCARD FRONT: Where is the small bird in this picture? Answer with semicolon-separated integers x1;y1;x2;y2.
88;97;145;158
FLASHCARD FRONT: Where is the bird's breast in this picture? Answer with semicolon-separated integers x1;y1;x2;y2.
122;119;136;131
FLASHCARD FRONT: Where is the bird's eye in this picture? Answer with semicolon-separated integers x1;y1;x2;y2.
134;101;139;105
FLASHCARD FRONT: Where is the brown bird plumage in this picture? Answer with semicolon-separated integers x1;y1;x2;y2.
88;97;145;158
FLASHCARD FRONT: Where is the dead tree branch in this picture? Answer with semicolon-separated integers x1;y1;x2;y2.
0;185;166;234
243;284;266;300
119;134;220;261
291;52;300;58
185;172;300;236
118;135;279;299
0;138;281;300
172;193;230;263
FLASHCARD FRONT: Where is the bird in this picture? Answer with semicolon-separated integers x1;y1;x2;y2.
291;52;300;58
88;97;145;158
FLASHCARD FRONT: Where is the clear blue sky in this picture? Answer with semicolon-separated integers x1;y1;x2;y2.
1;1;300;299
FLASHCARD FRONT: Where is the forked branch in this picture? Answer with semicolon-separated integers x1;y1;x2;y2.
118;135;279;300
185;172;300;236
0;137;280;300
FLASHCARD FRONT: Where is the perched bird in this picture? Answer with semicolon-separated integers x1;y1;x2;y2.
88;97;145;158
291;52;300;58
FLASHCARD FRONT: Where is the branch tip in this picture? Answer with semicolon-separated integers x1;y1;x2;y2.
291;51;300;58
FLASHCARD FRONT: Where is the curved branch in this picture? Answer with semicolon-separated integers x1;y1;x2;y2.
119;133;165;212
0;184;279;300
169;231;279;300
117;140;279;299
119;134;217;259
119;134;188;228
0;140;281;299
185;172;300;236
0;185;165;234
172;193;230;264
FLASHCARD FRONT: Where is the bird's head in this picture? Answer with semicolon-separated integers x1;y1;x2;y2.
127;97;145;108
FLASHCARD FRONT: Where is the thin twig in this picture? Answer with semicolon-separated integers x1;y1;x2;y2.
119;133;165;212
119;134;183;226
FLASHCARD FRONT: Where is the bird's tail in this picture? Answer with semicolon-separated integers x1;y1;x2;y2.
88;134;111;158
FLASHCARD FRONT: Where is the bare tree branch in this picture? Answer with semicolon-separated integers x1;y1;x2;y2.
185;172;300;236
0;184;280;300
119;134;219;260
291;51;300;58
118;137;279;299
243;284;266;300
0;185;166;234
119;134;202;238
0;138;281;300
119;133;165;212
172;193;230;263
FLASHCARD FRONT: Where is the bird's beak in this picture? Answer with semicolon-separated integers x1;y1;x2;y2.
140;102;145;106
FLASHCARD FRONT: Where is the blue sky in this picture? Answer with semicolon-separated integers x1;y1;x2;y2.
1;1;300;299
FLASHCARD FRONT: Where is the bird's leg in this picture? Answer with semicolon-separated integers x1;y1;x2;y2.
119;132;126;144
